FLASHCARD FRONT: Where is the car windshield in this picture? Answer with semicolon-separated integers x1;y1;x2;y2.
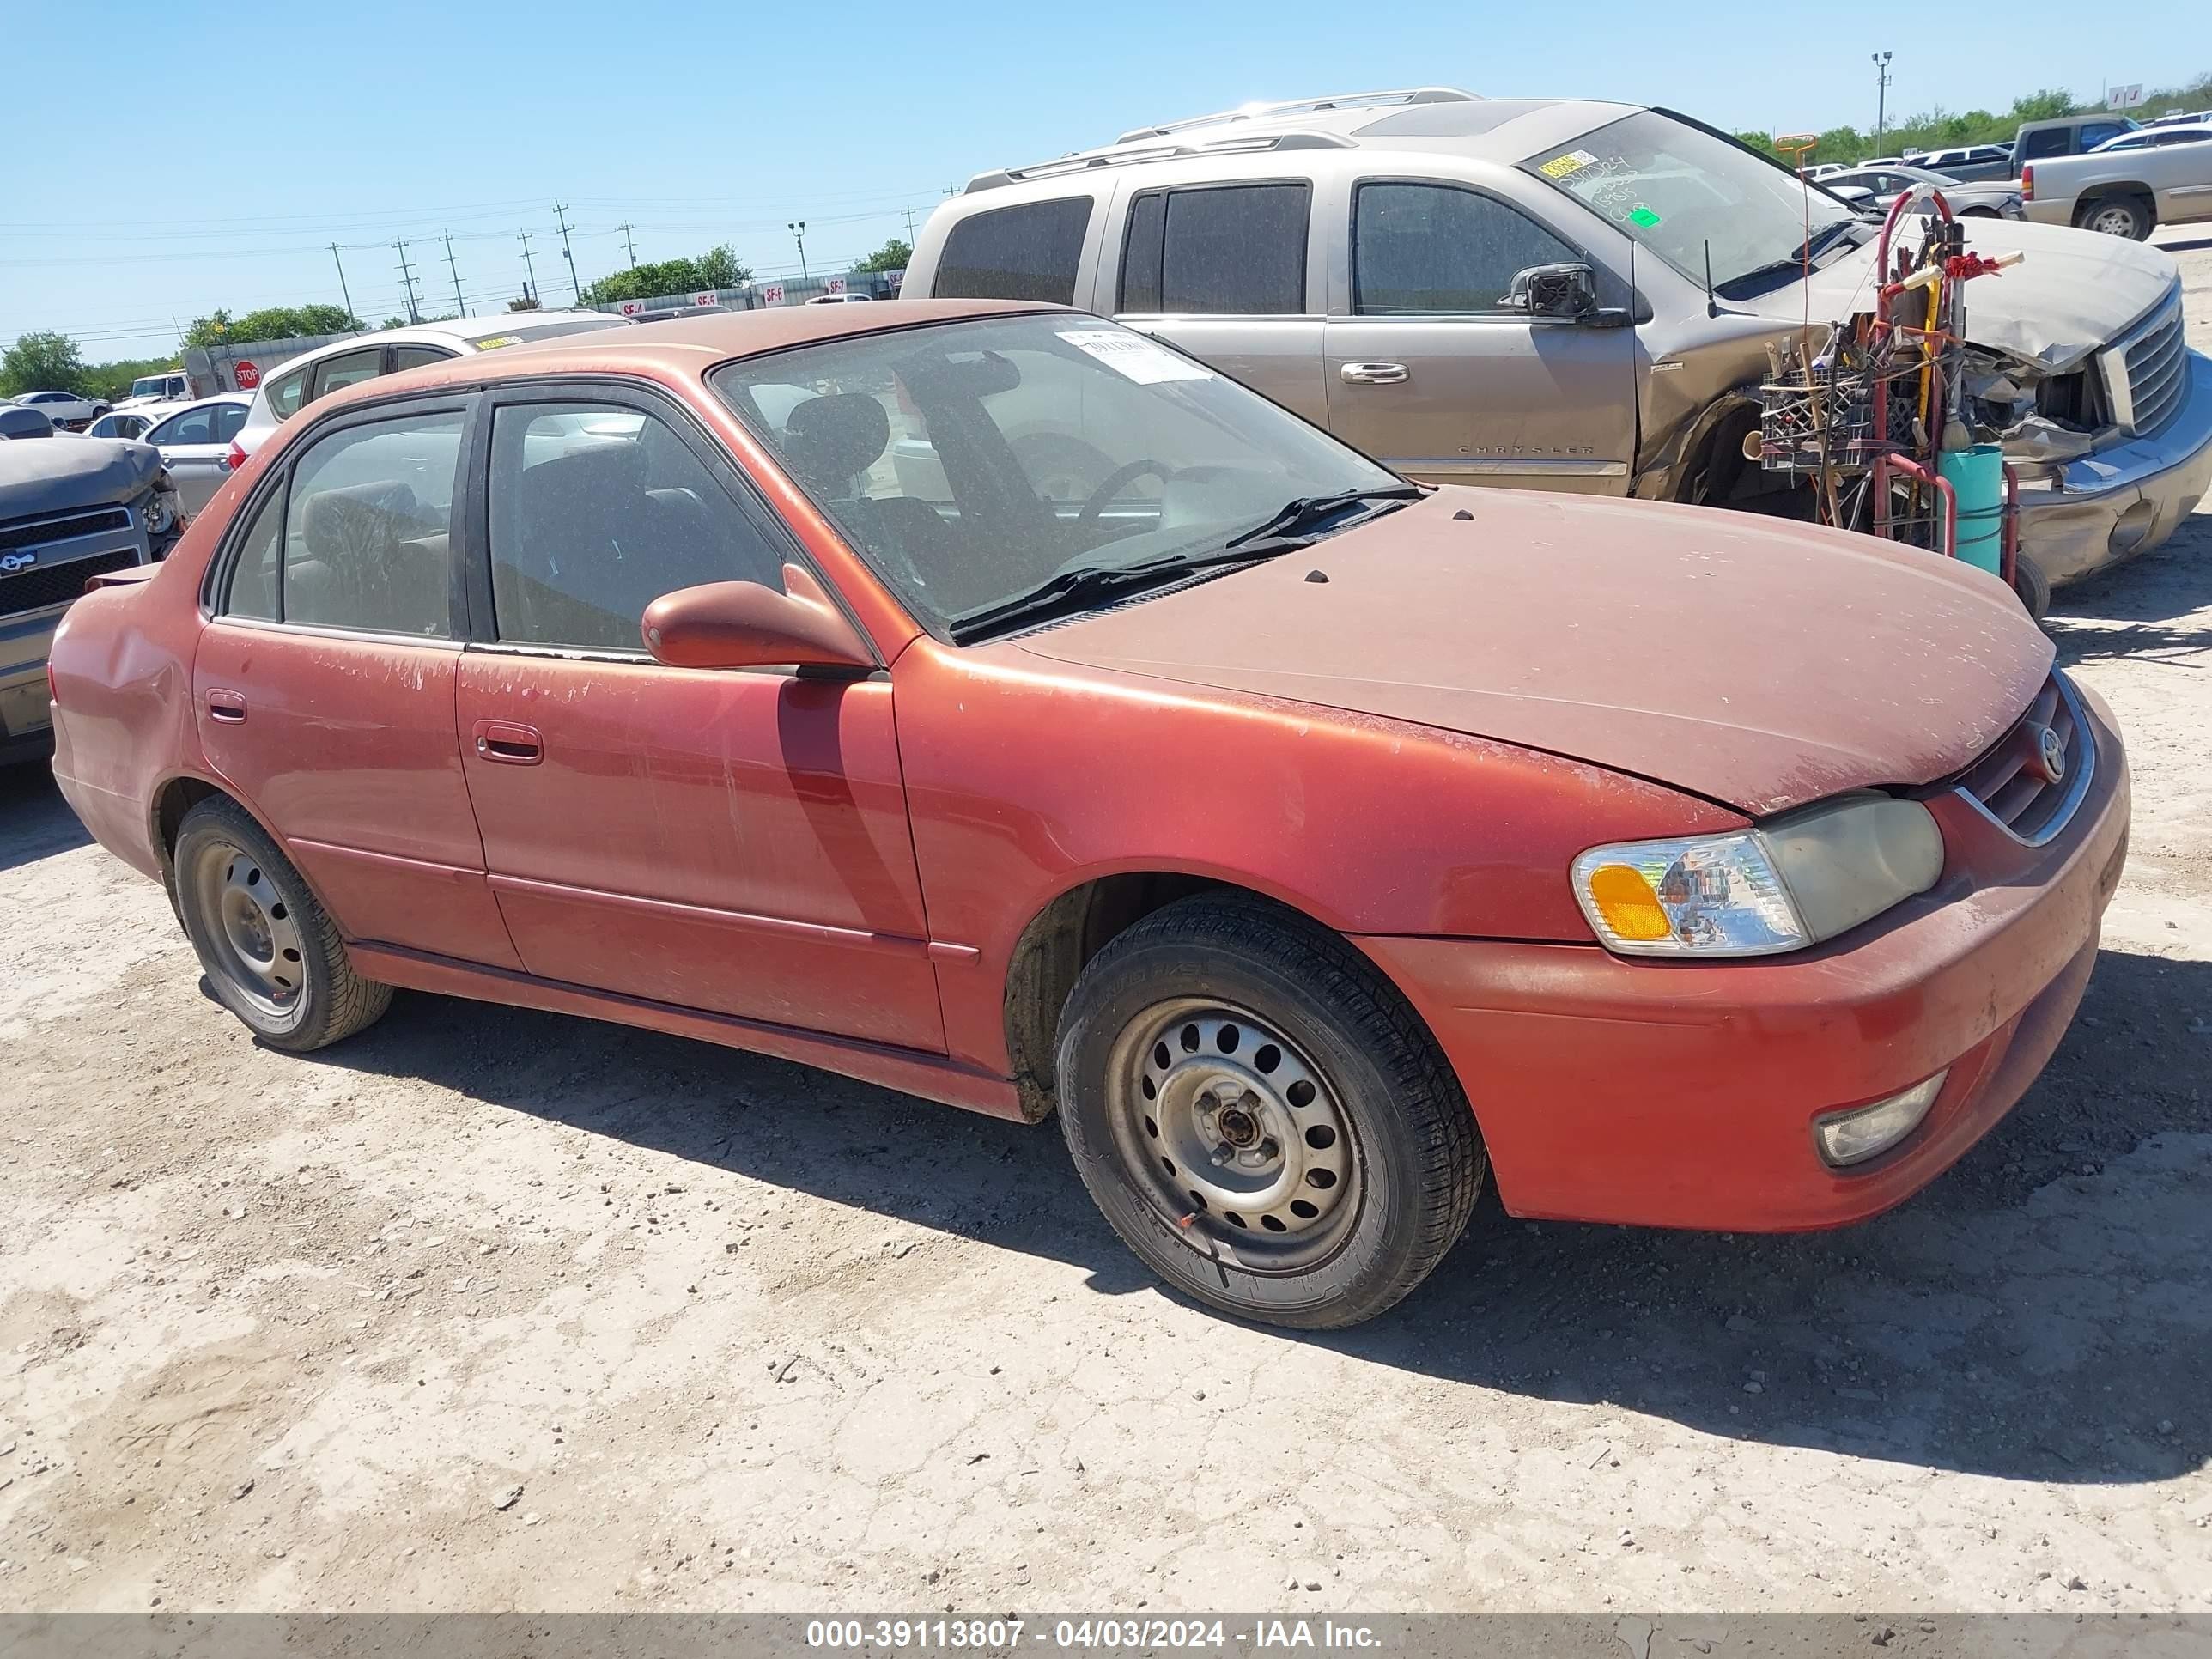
710;313;1404;639
1522;109;1860;295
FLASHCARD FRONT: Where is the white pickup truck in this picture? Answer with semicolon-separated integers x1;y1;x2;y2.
2022;131;2212;239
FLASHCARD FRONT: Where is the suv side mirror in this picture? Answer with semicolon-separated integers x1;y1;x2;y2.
1509;262;1600;320
641;563;874;673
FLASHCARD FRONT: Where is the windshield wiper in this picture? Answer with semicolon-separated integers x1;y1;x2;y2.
1717;221;1865;297
1223;485;1425;550
948;548;1284;643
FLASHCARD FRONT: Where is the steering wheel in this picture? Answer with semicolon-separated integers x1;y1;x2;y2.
1079;459;1175;524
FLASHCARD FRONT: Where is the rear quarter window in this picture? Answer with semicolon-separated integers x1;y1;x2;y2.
933;197;1092;304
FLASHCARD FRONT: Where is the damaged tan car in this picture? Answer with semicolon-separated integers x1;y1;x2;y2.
908;88;2212;598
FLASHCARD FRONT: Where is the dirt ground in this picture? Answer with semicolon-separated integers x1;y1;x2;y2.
3;236;2210;1619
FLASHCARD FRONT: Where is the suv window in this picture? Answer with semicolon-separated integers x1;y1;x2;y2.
934;198;1091;305
486;402;785;653
1352;183;1581;315
264;367;309;421
279;410;465;636
390;345;453;372
1119;183;1310;315
311;349;382;403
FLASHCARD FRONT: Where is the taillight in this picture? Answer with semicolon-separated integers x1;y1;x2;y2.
225;439;247;472
2021;164;2035;201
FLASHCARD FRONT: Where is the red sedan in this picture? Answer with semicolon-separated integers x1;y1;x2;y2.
47;302;2129;1328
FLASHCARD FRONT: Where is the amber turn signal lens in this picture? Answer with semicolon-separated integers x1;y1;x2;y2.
1586;862;1673;941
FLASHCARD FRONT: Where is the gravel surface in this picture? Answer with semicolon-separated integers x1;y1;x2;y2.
2;237;2209;1617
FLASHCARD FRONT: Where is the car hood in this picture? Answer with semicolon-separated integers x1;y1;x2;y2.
0;436;162;518
1013;490;2052;817
1747;216;2174;369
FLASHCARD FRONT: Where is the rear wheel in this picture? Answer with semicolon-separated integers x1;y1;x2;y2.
1054;896;1485;1328
173;797;392;1051
2077;195;2152;240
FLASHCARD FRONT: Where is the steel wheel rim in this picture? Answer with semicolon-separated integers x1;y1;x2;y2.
1104;998;1360;1273
189;838;306;1018
2088;205;2136;236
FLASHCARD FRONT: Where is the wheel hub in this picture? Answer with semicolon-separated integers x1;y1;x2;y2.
1113;1005;1358;1259
191;841;307;1017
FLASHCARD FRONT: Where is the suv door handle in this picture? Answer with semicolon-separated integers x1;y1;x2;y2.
205;689;247;723
1340;362;1409;385
471;719;543;765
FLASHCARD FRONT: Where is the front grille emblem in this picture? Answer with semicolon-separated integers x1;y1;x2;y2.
0;551;38;574
2030;724;2066;785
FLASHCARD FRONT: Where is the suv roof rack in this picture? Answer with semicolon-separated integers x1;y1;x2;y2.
1115;86;1476;145
965;129;1356;194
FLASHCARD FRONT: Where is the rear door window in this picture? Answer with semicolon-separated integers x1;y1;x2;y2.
1351;183;1580;314
2020;129;2069;160
310;349;383;403
390;344;455;372
212;402;249;442
1119;183;1310;315
279;410;465;636
933;198;1092;304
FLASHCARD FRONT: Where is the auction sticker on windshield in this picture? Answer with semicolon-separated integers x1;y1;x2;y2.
1539;149;1598;179
1058;330;1212;386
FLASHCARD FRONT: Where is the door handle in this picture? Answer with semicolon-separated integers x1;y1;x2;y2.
205;689;247;723
471;719;543;765
1339;362;1410;385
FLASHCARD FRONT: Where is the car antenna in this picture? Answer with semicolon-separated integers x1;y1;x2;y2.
1704;239;1719;319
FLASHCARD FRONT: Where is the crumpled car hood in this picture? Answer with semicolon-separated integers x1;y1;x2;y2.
1743;216;2176;370
1015;490;2053;817
0;436;161;518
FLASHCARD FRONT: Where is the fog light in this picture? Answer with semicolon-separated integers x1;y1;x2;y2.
1814;1072;1948;1168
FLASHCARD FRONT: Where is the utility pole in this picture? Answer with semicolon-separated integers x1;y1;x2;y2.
1871;51;1893;151
441;233;466;317
329;244;355;320
519;229;538;303
620;223;639;267
788;220;809;283
553;202;581;301
902;205;918;243
394;240;422;325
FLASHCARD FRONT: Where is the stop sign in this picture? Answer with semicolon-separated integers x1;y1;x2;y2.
234;361;261;390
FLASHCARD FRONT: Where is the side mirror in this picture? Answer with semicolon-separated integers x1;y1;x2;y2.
641;563;874;673
1508;262;1600;320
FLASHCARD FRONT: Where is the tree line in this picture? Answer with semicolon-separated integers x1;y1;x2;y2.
1737;70;2211;166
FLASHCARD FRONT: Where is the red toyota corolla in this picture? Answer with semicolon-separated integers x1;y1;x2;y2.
47;302;2129;1328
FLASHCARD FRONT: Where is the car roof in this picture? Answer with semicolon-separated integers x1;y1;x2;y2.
257;311;625;380
961;91;1639;194
301;299;1058;410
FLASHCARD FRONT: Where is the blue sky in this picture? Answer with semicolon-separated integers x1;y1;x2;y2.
5;0;2199;359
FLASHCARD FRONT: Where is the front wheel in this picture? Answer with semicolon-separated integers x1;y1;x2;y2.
173;796;392;1052
1054;896;1486;1328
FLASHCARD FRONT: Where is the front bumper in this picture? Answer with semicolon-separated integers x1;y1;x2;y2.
2015;347;2212;585
1357;686;2130;1232
0;608;64;760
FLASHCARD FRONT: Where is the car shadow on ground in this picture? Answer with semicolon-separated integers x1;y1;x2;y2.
2044;515;2212;651
0;758;90;872
306;940;2209;1491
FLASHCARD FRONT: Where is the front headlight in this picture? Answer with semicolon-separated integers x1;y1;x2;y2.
1573;793;1944;958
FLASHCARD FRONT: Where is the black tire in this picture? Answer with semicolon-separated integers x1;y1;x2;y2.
2011;549;2051;623
173;796;392;1052
1054;895;1485;1329
2076;195;2152;240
